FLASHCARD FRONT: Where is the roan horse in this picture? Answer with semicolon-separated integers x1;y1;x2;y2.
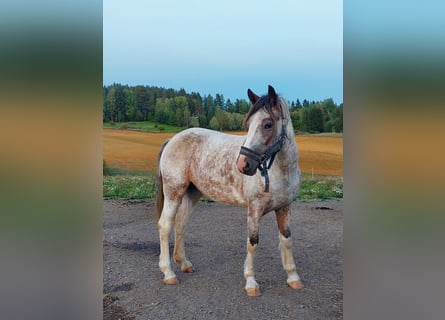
156;85;302;296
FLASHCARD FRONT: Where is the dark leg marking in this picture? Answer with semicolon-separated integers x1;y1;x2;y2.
249;233;259;246
276;207;291;238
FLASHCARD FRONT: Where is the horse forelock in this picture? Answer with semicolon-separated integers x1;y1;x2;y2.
244;95;283;128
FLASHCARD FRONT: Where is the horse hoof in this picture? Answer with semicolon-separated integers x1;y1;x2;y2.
164;277;179;285
288;280;304;290
182;266;195;273
245;287;261;297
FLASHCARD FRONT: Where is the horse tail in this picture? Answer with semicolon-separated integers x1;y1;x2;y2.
156;139;170;221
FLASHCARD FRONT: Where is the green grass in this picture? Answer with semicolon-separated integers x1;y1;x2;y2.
103;173;157;199
103;173;343;201
103;121;184;133
296;177;343;201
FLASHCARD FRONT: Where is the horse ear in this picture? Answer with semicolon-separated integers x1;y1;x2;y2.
268;85;277;102
268;85;281;119
247;89;259;104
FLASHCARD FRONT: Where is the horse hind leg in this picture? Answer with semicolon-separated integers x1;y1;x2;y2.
173;184;201;273
275;207;304;290
158;197;182;284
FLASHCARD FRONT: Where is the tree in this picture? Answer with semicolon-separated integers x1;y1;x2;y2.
296;99;302;108
232;113;245;130
198;114;208;128
103;86;113;122
328;104;343;132
215;93;225;110
113;84;127;122
214;108;227;131
209;116;219;131
188;92;203;116
234;99;250;114
302;105;324;133
124;88;136;120
190;116;199;127
321;98;336;111
183;105;191;127
175;108;183;126
225;99;234;113
173;96;188;111
203;94;215;123
290;110;303;131
154;98;172;124
173;96;189;126
134;85;152;121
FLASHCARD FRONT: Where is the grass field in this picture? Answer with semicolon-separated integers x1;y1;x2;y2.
103;121;184;133
103;128;343;176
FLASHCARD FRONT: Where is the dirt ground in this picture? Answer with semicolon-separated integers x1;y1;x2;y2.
103;199;343;320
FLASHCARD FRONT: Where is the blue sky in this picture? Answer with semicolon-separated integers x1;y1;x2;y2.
104;0;343;104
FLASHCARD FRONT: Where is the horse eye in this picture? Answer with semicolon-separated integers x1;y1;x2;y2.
264;122;273;130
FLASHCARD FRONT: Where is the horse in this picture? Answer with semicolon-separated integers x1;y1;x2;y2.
156;85;302;296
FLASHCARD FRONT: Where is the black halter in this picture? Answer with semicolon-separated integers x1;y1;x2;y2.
239;107;288;192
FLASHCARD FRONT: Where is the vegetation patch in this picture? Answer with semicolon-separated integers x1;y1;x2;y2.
103;175;157;199
296;177;343;201
103;175;342;201
103;121;184;133
103;84;342;133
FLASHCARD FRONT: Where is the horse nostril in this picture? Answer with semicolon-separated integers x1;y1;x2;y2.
244;162;250;171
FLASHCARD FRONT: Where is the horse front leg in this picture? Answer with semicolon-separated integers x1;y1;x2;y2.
275;207;303;290
244;209;262;297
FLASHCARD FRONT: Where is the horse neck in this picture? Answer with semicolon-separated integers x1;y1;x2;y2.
284;125;298;154
276;110;298;164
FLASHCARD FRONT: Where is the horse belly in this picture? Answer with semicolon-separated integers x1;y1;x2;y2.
203;182;246;206
191;161;246;207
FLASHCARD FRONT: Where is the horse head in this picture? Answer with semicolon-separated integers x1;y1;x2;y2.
236;85;288;179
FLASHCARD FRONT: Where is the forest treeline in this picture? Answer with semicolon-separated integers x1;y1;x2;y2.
103;84;343;133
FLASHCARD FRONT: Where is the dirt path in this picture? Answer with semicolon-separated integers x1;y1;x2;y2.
103;199;343;319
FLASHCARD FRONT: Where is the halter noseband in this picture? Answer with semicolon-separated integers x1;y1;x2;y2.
239;105;288;192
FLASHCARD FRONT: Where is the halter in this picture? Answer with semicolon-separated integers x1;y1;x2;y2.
239;105;288;192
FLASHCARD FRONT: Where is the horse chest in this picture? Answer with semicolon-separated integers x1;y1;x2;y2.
268;167;300;207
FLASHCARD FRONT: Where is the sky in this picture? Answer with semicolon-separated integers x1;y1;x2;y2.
104;0;343;104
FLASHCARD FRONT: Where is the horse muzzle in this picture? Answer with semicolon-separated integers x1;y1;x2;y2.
236;154;259;176
237;146;263;176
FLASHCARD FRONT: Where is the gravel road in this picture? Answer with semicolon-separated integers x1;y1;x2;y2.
103;199;343;319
